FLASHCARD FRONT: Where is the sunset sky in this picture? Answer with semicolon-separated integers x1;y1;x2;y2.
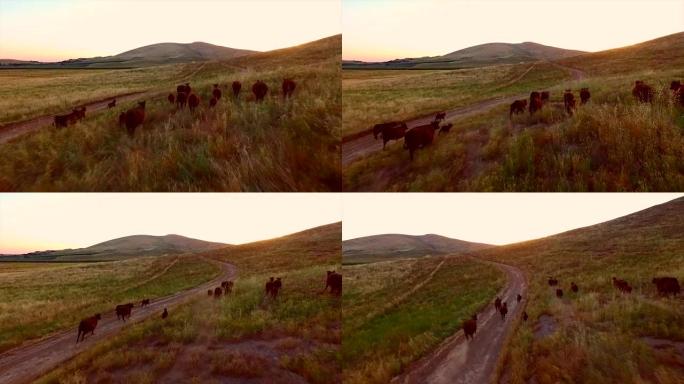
343;0;684;62
343;193;682;245
0;194;342;254
0;0;341;62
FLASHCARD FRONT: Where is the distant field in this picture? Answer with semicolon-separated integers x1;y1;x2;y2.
342;62;570;137
342;256;504;384
0;256;219;352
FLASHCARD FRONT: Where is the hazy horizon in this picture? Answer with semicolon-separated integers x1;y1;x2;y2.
0;0;341;62
343;0;684;62
0;193;342;254
342;194;682;245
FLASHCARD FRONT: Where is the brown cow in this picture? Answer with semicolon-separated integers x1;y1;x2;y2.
652;277;680;296
325;271;342;296
499;302;508;320
463;314;477;340
107;99;116;108
540;91;550;104
612;277;632;294
548;277;558;286
563;90;576;115
252;80;268;102
176;83;191;94
434;111;446;122
168;93;175;105
161;308;168;320
509;99;527;118
176;92;187;109
209;97;217;108
556;288;563;298
212;84;222;100
494;296;502;312
439;123;453;135
282;78;296;98
379;122;408;149
141;299;150;307
571;282;579;293
232;81;242;98
529;91;543;115
632;80;654;103
579;88;591;105
373;121;401;139
124;101;146;137
516;294;522;303
271;277;282;299
115;303;134;322
522;311;528;321
214;287;223;298
221;280;234;294
265;277;275;296
188;94;200;112
54;113;72;128
76;313;101;343
404;121;439;160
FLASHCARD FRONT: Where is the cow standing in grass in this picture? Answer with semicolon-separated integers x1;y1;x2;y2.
463;314;477;340
652;277;680;296
556;288;563;298
252;80;268;102
580;88;591;105
176;92;187;109
124;101;146;137
563;90;576;115
540;91;550;104
378;122;408;150
232;81;242;98
265;277;275;297
188;94;200;112
76;314;101;343
271;277;282;299
632;80;654;103
325;271;342;296
282;79;296;99
212;84;222;101
116;303;134;322
571;282;579;293
529;91;543;115
214;287;223;299
612;277;632;294
509;99;527;118
548;277;558;286
404;121;439;161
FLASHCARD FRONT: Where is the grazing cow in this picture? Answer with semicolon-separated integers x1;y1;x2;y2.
500;302;508;320
494;296;502;312
271;277;282;299
76;314;101;343
517;294;522;303
212;84;222;100
404;121;439;160
118;112;126;127
571;282;579;293
463;314;477;340
252;80;268;102
282;78;296;98
325;271;342;296
379;122;408;149
168;93;175;105
580;88;591;105
563;90;576;115
176;92;188;109
141;299;150;307
652;277;680;296
161;308;168;320
214;287;223;298
115;303;134;322
509;99;527;118
522;311;528;321
107;99;116;108
434;111;446;123
548;277;558;286
439;123;453;135
540;91;550;104
208;289;213;296
632;80;654;103
529;91;543;115
209;97;217;108
188;93;200;112
612;277;632;294
556;288;563;298
124;101;146;137
232;81;242;98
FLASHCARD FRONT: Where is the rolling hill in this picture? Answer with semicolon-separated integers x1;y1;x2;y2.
343;233;492;264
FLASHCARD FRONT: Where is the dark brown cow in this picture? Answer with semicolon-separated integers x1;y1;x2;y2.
107;99;116;108
652;277;680;296
556;288;563;298
373;121;400;139
494;296;502;312
579;88;591;105
612;277;632;294
232;81;242;98
176;92;187;109
434;111;446;122
252;80;268;102
209;97;217;108
265;277;275;296
168;93;175;105
54;113;72;128
115;303;134;322
522;311;528;322
379;122;408;149
571;282;578;293
509;99;527;118
463;314;477;340
141;299;150;307
563;90;576;115
282;78;296;98
540;91;550;104
404;121;439;160
214;287;223;298
177;83;191;94
632;80;654;103
529;91;543;114
76;313;101;343
325;271;342;296
271;277;282;299
439;123;453;135
499;302;508;320
548;277;558;286
188;94;200;112
124;101;146;137
516;294;522;303
161;308;168;319
212;84;222;100
221;280;234;294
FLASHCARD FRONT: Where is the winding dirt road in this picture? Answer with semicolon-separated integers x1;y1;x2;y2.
392;260;528;384
0;259;237;384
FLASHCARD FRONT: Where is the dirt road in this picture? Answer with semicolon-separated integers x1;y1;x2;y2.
392;260;527;384
0;259;237;384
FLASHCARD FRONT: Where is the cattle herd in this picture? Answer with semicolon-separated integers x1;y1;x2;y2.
461;274;680;341
510;88;587;118
372;112;452;160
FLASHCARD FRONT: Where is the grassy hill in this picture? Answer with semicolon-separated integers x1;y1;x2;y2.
343;233;491;264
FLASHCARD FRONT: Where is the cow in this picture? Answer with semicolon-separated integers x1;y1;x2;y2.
571;282;579;293
500;302;508;320
107;99;116;108
580;88;591;105
176;92;188;109
652;277;680;296
188;93;200;112
556;288;563;298
161;308;168;320
168;93;175;105
494;296;502;312
141;299;150;307
124;101;146;137
463;314;477;340
214;287;223;298
177;83;191;94
282;78;296;98
433;111;446;123
632;80;654;103
540;91;550;104
116;303;134;322
265;277;274;297
118;112;126;127
221;281;234;294
76;314;101;343
325;271;342;296
271;277;282;299
612;277;632;294
379;122;408;149
563;90;576;115
404;121;439;161
252;80;268;102
54;113;72;128
529;91;543;115
439;123;453;135
548;277;558;286
209;97;217;108
516;294;522;303
232;81;242;98
522;311;528;322
373;121;402;139
212;84;222;100
509;99;527;118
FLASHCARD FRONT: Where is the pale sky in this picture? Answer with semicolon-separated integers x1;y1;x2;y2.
0;0;341;62
343;0;684;62
0;193;342;254
342;193;683;245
